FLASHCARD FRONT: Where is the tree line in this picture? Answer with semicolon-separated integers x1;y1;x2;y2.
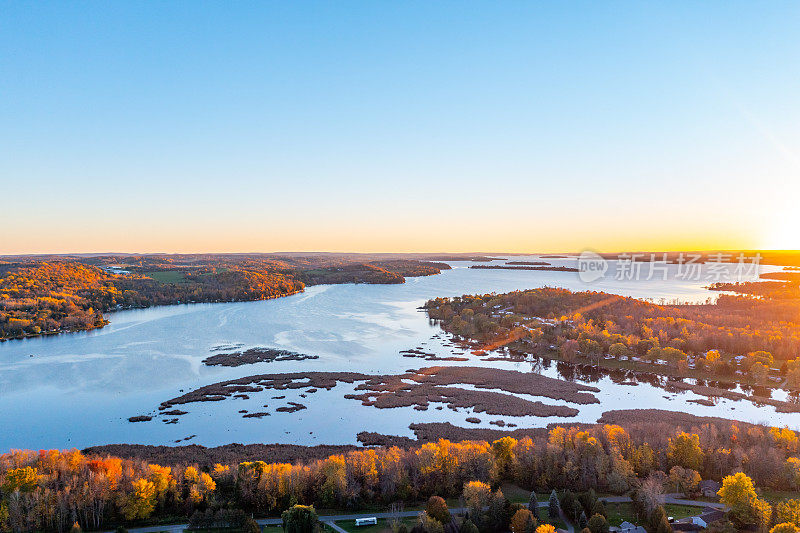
424;287;800;386
5;419;800;532
0;256;449;340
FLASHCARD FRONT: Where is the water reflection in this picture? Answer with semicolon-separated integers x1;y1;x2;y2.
0;257;793;451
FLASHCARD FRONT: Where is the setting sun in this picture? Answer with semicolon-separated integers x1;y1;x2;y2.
763;211;800;250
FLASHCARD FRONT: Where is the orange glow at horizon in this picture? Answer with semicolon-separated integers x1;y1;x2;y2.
0;207;773;256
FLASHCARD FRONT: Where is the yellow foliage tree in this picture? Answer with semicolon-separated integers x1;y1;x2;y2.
121;478;157;520
667;432;704;471
718;472;757;509
1;466;39;493
776;500;800;527
771;524;800;533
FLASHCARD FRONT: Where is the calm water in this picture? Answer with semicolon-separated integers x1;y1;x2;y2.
0;257;789;451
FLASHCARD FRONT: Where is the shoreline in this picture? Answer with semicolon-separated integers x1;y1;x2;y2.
79;407;784;467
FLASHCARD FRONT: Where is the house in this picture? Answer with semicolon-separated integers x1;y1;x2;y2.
698;479;721;498
671;522;701;531
697;507;725;525
672;507;726;531
611;522;647;533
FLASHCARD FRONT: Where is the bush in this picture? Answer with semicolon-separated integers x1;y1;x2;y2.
418;512;444;533
426;496;451;524
244;518;261;533
189;509;249;530
587;514;609;533
590;499;606;519
460;520;479;533
282;505;319;533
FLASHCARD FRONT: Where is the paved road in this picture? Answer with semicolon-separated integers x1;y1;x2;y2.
556;507;574;533
115;508;472;533
117;495;719;533
600;493;727;510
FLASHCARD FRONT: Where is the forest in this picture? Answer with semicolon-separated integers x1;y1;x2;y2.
0;255;450;340
424;276;800;388
5;416;800;533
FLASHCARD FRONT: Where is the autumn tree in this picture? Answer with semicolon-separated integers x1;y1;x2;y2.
587;513;609;533
560;340;579;362
667;432;704;471
282;505;319;533
718;472;758;509
772;524;800;533
121;478;157;520
669;466;701;496
776;499;800;527
639;475;665;515
1;467;39;493
718;472;769;528
463;481;491;517
426;496;451;524
492;437;516;478
510;509;536;533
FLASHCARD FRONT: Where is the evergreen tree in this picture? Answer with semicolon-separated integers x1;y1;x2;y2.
549;491;560;519
529;496;540;521
528;492;538;513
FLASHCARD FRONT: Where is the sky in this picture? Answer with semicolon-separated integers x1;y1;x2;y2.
1;2;799;254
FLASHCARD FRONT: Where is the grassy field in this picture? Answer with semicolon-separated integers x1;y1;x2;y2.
328;515;566;533
760;489;800;504
145;270;189;284
330;517;417;533
499;483;533;503
603;502;705;527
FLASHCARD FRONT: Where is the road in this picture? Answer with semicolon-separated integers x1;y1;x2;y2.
117;494;720;533
600;493;727;510
113;508;470;533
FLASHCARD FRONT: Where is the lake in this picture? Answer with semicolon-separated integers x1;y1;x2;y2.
0;256;790;452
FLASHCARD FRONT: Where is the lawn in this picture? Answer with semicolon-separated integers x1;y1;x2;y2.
604;502;704;527
500;483;533;503
760;489;800;504
331;517;417;533
498;482;560;503
145;270;189;284
542;517;567;531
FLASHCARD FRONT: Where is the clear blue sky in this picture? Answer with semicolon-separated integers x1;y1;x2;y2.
2;2;799;253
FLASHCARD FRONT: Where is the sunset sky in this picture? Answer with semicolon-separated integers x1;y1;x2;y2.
2;2;799;254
